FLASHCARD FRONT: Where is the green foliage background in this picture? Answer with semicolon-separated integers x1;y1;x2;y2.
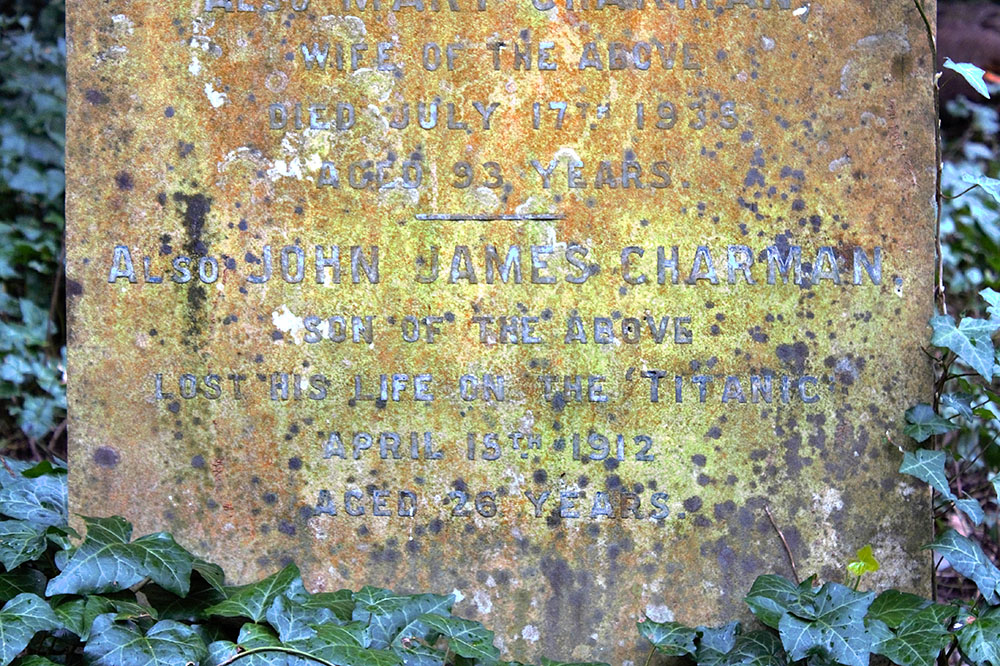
0;0;66;454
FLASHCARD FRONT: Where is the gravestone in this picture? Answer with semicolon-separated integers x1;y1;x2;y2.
66;0;936;662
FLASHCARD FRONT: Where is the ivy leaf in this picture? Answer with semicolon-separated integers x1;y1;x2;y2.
290;623;393;666
392;638;448;666
872;604;954;666
205;563;300;622
931;315;1000;381
392;612;445;666
981;288;1000;320
954;498;986;527
744;575;812;630
0;593;61;666
128;532;195;596
53;595;113;641
696;622;741;666
927;530;1000;605
83;614;208;666
847;546;880;579
956;608;1000;666
899;449;953;497
352;587;453;650
637;619;698;656
206;623;284;666
16;657;61;666
867;591;932;629
940;393;975;419
899;450;985;525
0;520;46;570
0;472;65;527
192;558;226;595
419;613;500;663
266;593;340;643
777;583;875;666
45;516;139;595
0;568;46;601
46;518;195;596
944;59;992;99
903;406;959;444
112;598;159;622
721;631;787;666
304;589;354;622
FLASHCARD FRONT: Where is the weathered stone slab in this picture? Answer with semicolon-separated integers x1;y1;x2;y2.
67;0;936;662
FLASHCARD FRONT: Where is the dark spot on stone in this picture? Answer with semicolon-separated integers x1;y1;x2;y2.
172;192;212;255
67;280;84;297
705;427;722;439
263;492;277;504
187;285;206;310
278;520;296;536
167;401;180;414
288;457;302;470
692;454;707;467
429;518;443;534
776;341;809;374
191;455;205;468
85;89;109;105
93;446;120;468
115;171;134;191
533;469;547;483
714;500;736;519
165;106;175;117
683;496;703;512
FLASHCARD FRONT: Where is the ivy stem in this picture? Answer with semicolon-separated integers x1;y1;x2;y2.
643;645;656;666
912;0;946;315
216;647;338;666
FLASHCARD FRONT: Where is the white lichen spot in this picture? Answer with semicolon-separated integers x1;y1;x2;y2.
521;625;540;642
204;81;227;108
451;588;465;603
813;487;844;514
793;4;810;18
474;186;501;210
272;305;305;345
644;604;674;623
761;36;775;51
268;159;306;181
473;590;493;614
111;14;134;34
828;155;852;172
